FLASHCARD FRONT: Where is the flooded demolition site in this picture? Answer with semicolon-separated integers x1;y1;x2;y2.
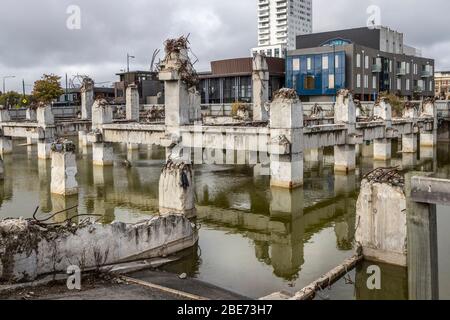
1;37;450;300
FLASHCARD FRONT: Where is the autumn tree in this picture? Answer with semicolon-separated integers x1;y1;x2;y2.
32;74;64;105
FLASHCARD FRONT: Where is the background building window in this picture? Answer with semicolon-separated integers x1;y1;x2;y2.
304;75;315;90
357;74;361;88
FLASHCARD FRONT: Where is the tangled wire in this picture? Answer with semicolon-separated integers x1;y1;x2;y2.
363;167;405;188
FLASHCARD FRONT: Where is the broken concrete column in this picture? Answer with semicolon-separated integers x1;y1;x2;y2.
252;53;270;122
37;140;52;160
78;130;91;147
269;89;303;189
159;160;196;218
334;89;357;174
355;168;407;266
373;97;393;160
92;99;113;130
81;77;94;120
0;137;12;155
126;83;140;122
420;98;438;148
37;105;55;126
26;108;37;121
93;142;114;166
159;37;197;133
50;140;78;196
0;108;11;122
402;133;417;153
0;215;198;283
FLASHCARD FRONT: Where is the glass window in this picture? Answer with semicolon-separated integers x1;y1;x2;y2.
274;49;280;58
356;54;361;68
335;55;339;68
209;78;221;104
307;57;312;70
365;55;369;69
304;75;315;90
322;55;329;70
356;74;361;88
293;58;300;71
328;74;335;89
239;76;252;103
373;76;377;89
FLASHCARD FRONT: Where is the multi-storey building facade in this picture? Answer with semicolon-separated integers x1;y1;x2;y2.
286;26;435;102
435;71;450;100
252;0;313;58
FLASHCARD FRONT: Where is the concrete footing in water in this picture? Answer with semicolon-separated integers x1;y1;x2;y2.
0;215;198;283
50;148;78;196
159;160;196;218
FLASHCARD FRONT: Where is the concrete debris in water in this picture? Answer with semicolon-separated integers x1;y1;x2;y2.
51;138;76;153
0;215;198;284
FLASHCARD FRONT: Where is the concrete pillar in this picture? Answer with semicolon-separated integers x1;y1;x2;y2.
127;143;139;150
26;137;34;145
402;152;417;169
334;89;357;174
402;133;417;153
50;141;78;196
0;109;11;122
334;173;356;196
374;138;392;161
361;143;373;157
252;53;269;122
92;99;113;130
38;159;51;212
26;108;37;122
126;84;140;122
308;148;323;166
81;78;94;120
0;137;13;155
334;145;356;173
420;132;437;148
270;187;304;220
92;142;114;166
159;47;194;132
269;89;303;189
37;140;52;159
93;166;114;186
78;131;91;147
355;172;407;266
37;106;55;126
159;160;196;218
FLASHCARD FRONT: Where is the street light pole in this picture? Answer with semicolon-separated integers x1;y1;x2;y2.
2;75;15;94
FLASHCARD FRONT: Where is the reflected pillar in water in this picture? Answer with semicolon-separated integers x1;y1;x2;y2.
0;157;4;180
334;173;356;196
361;142;373;158
420;146;436;160
92;142;114;166
128;143;139;151
0;137;13;155
420;131;437;149
93;198;116;224
51;194;79;224
269;215;305;281
373;159;391;169
309;148;323;168
405;173;439;300
374;138;392;161
127;147;139;162
402;152;417;170
270;187;303;220
37;140;52;160
38;159;52;212
402;133;418;153
93;165;114;186
50;150;78;196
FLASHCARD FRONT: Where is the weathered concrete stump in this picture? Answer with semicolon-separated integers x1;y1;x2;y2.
159;160;196;218
81;77;94;120
374;138;391;161
37;140;52;160
92;99;113;130
50;140;78;196
334;89;357;174
37;105;55;126
269;89;304;189
355;168;407;266
373;97;393;160
93;142;114;166
126;84;140;122
402;133;418;153
78;131;91;147
26;108;37;122
252;53;269;122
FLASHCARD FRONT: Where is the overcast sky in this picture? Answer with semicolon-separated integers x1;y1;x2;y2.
0;0;449;93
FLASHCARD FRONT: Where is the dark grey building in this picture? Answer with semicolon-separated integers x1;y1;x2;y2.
287;26;434;102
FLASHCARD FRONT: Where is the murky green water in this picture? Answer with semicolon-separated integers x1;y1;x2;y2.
0;139;449;299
